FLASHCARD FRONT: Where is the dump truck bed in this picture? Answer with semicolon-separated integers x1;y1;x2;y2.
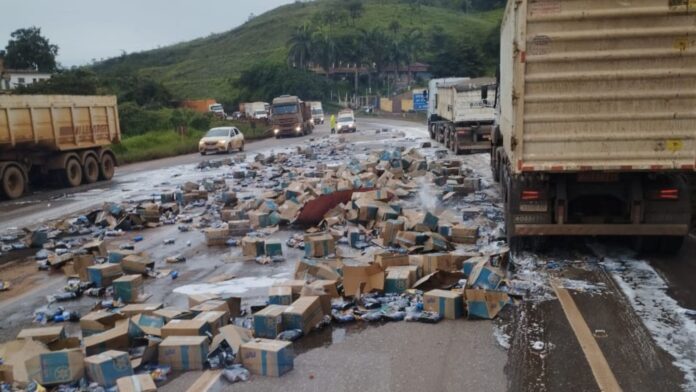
435;78;496;124
0;95;120;153
500;0;696;174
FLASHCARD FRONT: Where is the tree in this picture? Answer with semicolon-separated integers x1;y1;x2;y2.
310;26;336;78
287;23;314;69
428;37;485;78
4;27;59;72
346;0;364;25
233;62;330;102
388;20;402;36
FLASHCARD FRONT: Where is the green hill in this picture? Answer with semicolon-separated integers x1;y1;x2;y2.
93;0;504;102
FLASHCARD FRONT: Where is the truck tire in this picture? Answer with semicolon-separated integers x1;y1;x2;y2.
1;166;25;200
99;153;116;181
63;158;83;187
83;156;99;184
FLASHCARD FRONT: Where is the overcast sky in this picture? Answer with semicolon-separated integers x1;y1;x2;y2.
1;0;293;67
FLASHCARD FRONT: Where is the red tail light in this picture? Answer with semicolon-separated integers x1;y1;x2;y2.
659;188;679;200
521;190;540;201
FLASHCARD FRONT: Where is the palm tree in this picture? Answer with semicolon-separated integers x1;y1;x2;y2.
402;28;424;85
346;0;364;25
287;23;314;69
311;26;336;79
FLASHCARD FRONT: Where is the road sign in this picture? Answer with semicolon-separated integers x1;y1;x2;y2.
413;89;428;111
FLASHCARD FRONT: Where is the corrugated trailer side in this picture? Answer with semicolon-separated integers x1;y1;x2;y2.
493;0;695;250
0;95;120;200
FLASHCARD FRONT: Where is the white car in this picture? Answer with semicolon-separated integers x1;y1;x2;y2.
198;127;245;155
335;111;357;133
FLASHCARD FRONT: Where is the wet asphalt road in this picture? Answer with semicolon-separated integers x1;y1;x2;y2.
0;117;695;391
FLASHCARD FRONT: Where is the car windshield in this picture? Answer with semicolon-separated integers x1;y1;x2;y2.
205;128;229;137
338;117;353;123
272;104;298;115
312;109;323;115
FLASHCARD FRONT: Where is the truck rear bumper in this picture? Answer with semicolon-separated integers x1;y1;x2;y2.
513;224;689;236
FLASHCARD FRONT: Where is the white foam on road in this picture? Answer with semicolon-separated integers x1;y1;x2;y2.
590;243;696;390
173;276;287;296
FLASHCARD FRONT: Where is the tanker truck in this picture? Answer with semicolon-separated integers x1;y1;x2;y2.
0;95;121;199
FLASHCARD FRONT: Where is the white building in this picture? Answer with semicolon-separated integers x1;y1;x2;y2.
1;69;52;90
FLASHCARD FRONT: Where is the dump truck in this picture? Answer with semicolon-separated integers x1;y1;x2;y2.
430;77;497;154
271;96;313;138
309;101;325;124
491;0;695;251
0;95;120;199
427;77;469;138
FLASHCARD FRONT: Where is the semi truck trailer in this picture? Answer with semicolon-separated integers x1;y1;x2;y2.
492;0;695;251
0;95;120;200
430;77;497;154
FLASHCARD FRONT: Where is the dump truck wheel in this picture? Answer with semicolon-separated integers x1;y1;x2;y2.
83;156;99;184
64;158;83;187
99;153;116;181
1;166;25;200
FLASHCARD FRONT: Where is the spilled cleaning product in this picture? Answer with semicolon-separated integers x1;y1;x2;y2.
591;244;696;390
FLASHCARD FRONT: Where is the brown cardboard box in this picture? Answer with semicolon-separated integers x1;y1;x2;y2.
188;293;219;308
83;320;132;356
242;236;265;257
209;325;253;357
16;326;65;344
73;254;96;281
294;259;341;281
158;336;209;371
282;296;324;334
343;265;385;297
300;285;332;316
420;253;453;275
424;289;464;320
113;275;144;303
116;374;157;392
85;350;133;387
0;339;49;384
131;314;166;337
228;220;251;236
304;233;336;258
273;280;307;297
381;219;405;245
269;286;293;306
451;225;479;244
308;280;340;298
375;253;410;269
193;311;228;335
161;319;211;338
82;240;107;257
121;254;154;274
80;311;126;337
25;349;84;385
154;307;193;322
120;303;163;317
204;225;230;246
385;266;419;294
191;300;231;319
240;339;294;377
87;263;123;288
253;305;287;339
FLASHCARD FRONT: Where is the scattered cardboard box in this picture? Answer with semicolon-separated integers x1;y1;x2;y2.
240;338;294;377
269;286;293;306
159;336;209;371
194;311;228;335
282;296;324;334
121;254;154;274
87;263;123;288
116;374;157;392
120;303;163;317
113;274;144;303
25;349;84;386
242;236;265;257
80;311;126;337
132;313;166;336
343;264;385;297
424;289;464;320
16;326;65;344
85;350;133;387
0;339;49;384
304;233;336;258
465;289;510;320
253;305;287;339
161;319;211;338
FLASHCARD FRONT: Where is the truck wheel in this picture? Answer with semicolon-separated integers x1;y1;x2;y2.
63;158;83;187
83;156;99;184
99;153;116;181
491;149;500;182
1;166;25;200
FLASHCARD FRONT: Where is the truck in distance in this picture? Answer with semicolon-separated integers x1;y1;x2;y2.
271;96;313;138
492;0;695;251
0;95;120;199
180;99;225;118
429;77;496;154
245;102;269;121
309;101;325;124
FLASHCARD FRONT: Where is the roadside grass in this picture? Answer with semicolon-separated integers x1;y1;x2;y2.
113;120;273;164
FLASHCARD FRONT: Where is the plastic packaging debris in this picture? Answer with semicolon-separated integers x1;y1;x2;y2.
48;292;77;303
165;256;186;264
119;243;135;250
332;309;356;323
170;270;179;280
133;235;144;242
361;311;383;322
222;365;250;384
151;366;172;382
276;329;303;341
163;238;175;245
